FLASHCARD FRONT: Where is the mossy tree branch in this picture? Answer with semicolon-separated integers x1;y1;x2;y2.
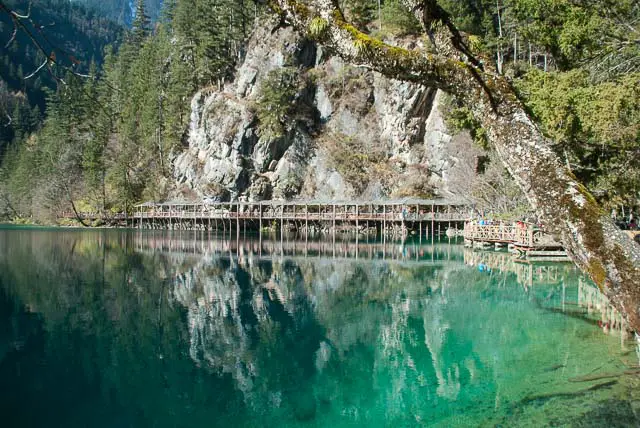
263;0;640;331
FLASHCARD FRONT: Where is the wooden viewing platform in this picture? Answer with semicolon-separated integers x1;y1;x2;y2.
463;221;567;261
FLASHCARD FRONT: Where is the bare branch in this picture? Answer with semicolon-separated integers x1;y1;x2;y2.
24;58;49;79
9;0;30;19
1;1;55;69
0;0;92;83
4;20;17;48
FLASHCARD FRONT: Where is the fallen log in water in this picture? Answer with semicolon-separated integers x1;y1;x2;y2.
520;380;618;406
543;364;566;372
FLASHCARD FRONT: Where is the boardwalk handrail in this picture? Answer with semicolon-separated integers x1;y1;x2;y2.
131;211;469;221
463;221;560;248
132;199;472;223
60;199;474;235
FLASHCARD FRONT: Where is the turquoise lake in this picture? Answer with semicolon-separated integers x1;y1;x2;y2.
0;227;639;427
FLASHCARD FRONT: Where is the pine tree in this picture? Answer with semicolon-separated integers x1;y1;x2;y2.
82;62;108;203
132;0;151;45
342;0;377;28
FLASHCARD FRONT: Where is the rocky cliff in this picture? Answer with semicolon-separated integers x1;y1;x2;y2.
173;21;481;202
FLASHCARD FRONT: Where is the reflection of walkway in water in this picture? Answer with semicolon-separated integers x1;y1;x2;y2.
579;278;627;338
463;248;629;337
463;249;568;289
133;231;466;265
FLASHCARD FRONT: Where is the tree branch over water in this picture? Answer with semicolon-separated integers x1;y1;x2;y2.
0;0;93;83
261;0;640;331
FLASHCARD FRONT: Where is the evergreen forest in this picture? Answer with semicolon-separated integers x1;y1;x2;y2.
0;0;638;223
78;0;164;26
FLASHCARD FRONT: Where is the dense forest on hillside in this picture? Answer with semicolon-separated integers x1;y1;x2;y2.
0;0;638;223
78;0;163;26
0;0;122;163
0;0;122;107
0;0;255;220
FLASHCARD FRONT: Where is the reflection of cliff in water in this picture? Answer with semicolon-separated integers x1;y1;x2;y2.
152;233;633;420
0;229;635;426
165;235;452;412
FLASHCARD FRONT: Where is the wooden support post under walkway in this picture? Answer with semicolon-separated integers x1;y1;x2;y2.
431;202;435;241
383;204;386;238
236;203;240;241
280;203;284;242
333;204;336;232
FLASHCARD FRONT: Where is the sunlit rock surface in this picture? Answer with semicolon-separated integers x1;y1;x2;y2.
172;21;482;201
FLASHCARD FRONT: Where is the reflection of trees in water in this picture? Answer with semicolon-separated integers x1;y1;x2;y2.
578;279;627;336
0;231;237;426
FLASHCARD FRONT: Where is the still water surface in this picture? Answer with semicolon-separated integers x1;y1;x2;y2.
0;227;639;427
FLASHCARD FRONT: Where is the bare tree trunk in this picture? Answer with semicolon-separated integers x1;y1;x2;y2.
495;0;504;74
64;184;89;227
102;169;106;215
544;53;548;71
265;0;640;331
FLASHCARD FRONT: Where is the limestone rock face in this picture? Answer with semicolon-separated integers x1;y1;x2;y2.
172;21;479;201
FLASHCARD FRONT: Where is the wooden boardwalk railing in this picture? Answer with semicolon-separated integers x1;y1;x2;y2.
133;210;468;222
463;221;562;250
62;198;473;237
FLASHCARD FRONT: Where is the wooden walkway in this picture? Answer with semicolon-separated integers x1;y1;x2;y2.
463;221;567;260
125;198;471;238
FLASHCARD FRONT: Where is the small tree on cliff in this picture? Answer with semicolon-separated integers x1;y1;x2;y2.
261;0;640;331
